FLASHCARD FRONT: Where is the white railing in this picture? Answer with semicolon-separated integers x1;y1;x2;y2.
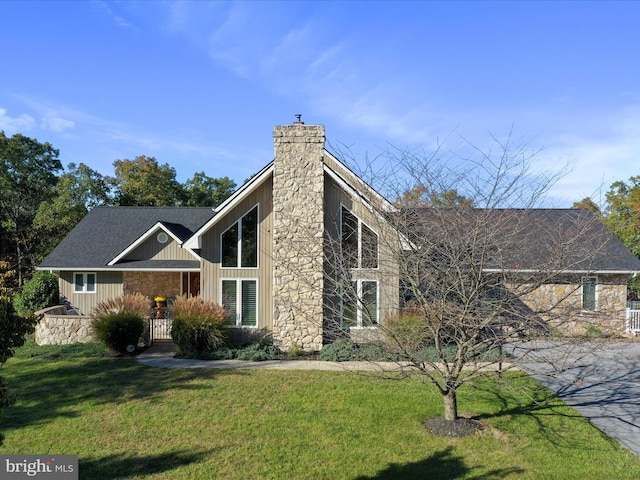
626;308;640;335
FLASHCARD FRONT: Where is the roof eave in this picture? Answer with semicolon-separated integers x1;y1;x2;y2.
183;162;274;250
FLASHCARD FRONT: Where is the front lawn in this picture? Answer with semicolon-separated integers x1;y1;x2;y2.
1;343;639;479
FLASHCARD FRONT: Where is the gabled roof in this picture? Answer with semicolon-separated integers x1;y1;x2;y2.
183;161;274;251
405;208;640;274
183;149;392;251
39;206;216;271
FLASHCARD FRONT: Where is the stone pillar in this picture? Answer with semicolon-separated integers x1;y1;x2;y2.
272;123;325;351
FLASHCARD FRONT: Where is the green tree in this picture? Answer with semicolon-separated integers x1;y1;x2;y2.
572;197;602;216
602;177;640;258
0;132;62;289
13;270;59;317
111;156;185;206
183;172;236;207
599;177;640;299
33;163;112;255
395;184;474;208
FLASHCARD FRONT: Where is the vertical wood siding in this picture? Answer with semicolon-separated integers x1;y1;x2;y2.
324;172;400;325
59;271;123;315
125;234;195;261
200;177;273;332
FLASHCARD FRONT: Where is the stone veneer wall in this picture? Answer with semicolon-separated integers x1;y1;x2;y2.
35;306;95;345
513;274;629;336
123;271;182;300
272;124;325;351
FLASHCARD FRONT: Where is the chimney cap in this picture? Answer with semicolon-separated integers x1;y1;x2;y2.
293;114;304;125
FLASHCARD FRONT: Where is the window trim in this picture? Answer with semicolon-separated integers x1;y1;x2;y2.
341;279;379;329
73;272;96;294
220;204;259;270
340;204;379;270
220;278;259;328
581;276;598;312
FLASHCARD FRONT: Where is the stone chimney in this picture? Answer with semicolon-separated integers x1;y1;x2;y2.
272;122;325;351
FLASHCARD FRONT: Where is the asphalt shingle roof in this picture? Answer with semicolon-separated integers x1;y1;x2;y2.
404;208;640;273
39;206;216;270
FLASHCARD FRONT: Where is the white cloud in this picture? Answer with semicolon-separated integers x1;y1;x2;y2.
0;108;36;133
93;1;134;28
536;106;640;206
42;115;75;133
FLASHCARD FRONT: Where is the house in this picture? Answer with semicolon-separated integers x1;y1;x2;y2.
37;122;640;348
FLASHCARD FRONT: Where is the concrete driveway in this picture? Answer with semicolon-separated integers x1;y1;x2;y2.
518;341;640;457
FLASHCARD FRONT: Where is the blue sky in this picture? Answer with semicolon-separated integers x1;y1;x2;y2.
1;1;639;207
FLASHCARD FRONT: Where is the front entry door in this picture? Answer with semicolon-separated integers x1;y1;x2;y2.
182;272;200;297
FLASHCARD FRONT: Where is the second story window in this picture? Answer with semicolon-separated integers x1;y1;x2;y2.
222;206;258;268
341;206;378;269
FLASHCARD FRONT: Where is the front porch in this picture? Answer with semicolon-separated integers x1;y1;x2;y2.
626;301;640;335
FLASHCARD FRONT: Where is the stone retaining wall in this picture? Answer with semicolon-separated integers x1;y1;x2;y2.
35;314;95;345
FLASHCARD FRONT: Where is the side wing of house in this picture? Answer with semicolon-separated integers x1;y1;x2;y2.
491;209;640;336
40;207;214;315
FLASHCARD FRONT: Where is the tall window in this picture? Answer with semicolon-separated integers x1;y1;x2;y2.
341;206;378;269
222;279;257;327
222;206;258;268
582;276;597;311
342;280;378;328
74;273;96;293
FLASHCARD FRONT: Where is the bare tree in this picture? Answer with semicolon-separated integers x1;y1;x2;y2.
316;133;631;425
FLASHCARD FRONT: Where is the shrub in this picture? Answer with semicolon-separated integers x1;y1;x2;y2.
235;342;280;361
384;313;432;352
320;339;404;362
170;296;228;357
13;271;59;317
0;296;36;363
91;294;149;354
92;293;151;319
287;342;305;357
91;312;146;354
319;338;360;361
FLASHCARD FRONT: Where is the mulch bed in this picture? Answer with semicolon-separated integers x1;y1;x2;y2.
423;416;483;438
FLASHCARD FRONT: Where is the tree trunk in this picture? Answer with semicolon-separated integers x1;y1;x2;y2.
443;389;458;421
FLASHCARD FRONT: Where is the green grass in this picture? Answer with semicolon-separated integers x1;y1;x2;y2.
1;343;639;479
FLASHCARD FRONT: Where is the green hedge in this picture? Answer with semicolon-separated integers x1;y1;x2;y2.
91;312;145;354
13;271;59;318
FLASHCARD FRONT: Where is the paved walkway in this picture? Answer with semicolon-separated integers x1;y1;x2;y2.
136;342;404;371
138;341;640;458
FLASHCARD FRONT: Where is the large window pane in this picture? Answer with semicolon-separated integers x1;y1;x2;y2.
582;277;597;311
341;280;378;328
342;282;358;328
361;281;378;326
241;207;258;268
222;224;239;267
222;280;237;325
361;223;378;269
341;206;378;269
241;280;257;327
341;207;359;269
